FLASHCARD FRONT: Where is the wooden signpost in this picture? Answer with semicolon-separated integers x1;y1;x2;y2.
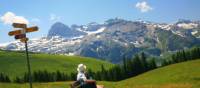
8;23;38;88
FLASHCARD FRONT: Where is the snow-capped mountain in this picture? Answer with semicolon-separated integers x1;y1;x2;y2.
1;18;200;63
47;22;86;38
0;36;80;54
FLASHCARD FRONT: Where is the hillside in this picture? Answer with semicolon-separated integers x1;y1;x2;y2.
0;59;199;88
0;50;114;79
111;59;200;88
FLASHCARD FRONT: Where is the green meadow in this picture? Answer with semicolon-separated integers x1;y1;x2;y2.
0;50;200;88
0;50;114;79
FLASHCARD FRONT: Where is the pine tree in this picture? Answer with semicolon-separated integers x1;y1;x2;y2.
147;58;157;70
70;72;76;81
182;50;187;61
101;65;106;80
56;70;62;81
114;66;123;80
126;58;133;77
0;73;11;83
185;50;192;60
132;54;143;76
5;75;11;82
94;71;102;81
14;76;23;83
0;73;4;82
122;57;127;78
140;52;148;72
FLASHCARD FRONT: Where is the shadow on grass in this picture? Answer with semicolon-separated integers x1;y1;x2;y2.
193;77;200;81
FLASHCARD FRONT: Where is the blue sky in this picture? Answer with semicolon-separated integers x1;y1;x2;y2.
0;0;200;43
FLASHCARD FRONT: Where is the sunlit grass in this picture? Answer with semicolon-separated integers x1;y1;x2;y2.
0;51;200;88
0;50;114;79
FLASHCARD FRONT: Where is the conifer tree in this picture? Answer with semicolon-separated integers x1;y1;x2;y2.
140;52;148;72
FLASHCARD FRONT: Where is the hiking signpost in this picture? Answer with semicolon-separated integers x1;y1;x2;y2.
8;23;38;88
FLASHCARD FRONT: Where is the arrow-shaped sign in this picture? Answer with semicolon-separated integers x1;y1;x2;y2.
8;30;21;36
8;26;38;36
12;23;27;28
15;34;26;39
26;26;38;33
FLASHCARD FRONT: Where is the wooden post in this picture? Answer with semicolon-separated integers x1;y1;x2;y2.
8;23;38;88
25;36;33;88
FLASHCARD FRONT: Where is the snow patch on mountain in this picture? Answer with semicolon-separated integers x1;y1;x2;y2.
77;27;106;35
70;35;84;40
192;31;198;35
177;23;198;29
0;36;82;55
87;27;106;35
171;30;185;37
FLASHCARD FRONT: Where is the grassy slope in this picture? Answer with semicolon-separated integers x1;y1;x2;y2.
0;51;114;79
0;59;200;88
112;59;200;88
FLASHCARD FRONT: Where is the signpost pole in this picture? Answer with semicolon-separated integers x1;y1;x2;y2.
8;23;38;88
24;37;33;88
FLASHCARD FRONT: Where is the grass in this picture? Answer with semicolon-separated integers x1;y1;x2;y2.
0;50;114;79
1;50;200;88
7;59;198;88
112;59;200;88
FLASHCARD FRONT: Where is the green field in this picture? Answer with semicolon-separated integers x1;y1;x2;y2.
112;59;200;88
0;59;200;88
0;50;114;79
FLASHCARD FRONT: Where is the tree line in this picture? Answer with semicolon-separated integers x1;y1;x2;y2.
14;70;76;83
87;52;157;81
0;73;10;82
161;47;200;66
1;47;200;83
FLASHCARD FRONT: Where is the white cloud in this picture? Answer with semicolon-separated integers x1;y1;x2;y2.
135;1;153;13
49;14;61;21
0;12;29;24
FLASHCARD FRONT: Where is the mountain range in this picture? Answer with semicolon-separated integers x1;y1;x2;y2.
1;18;200;63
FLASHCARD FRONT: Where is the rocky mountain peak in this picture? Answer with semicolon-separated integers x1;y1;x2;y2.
48;22;86;38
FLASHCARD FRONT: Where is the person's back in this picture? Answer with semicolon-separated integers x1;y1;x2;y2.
77;71;87;82
71;64;97;88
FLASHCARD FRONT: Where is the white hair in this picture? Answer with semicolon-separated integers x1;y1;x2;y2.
77;64;86;72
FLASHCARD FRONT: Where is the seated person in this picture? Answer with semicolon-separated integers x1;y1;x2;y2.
71;64;96;88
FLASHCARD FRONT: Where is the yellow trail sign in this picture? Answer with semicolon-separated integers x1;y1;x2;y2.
26;26;38;32
20;38;29;43
8;30;22;36
12;23;27;28
8;26;38;36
